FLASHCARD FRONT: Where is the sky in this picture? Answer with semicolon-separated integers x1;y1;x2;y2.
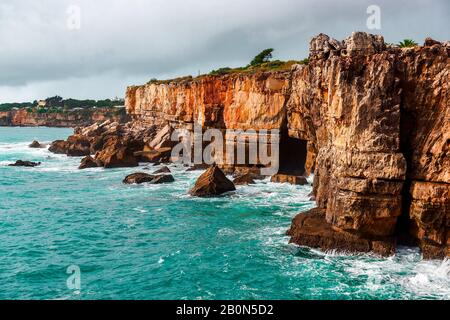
0;0;448;103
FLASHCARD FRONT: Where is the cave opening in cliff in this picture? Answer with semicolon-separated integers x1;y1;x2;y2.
278;129;307;176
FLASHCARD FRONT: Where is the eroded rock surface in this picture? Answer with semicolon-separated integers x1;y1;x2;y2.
189;165;236;197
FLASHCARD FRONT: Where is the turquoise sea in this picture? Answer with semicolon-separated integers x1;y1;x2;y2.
0;127;448;300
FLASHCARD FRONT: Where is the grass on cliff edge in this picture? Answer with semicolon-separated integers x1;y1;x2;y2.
146;48;309;85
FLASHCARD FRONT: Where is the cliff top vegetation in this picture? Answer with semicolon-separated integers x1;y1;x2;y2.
146;49;309;85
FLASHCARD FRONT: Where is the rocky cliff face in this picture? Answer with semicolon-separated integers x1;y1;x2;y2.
0;108;129;127
126;71;290;130
126;32;449;259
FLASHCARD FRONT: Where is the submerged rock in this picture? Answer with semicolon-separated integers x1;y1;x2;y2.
189;165;236;197
123;172;175;185
123;173;155;184
9;160;41;167
29;140;44;148
151;174;175;184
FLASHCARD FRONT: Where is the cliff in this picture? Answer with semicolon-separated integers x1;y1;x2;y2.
0;108;129;127
123;32;449;258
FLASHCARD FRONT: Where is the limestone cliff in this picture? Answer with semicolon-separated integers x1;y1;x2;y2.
126;32;449;258
0;108;129;127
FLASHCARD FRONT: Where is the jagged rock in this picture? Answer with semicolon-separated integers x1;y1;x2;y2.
148;125;174;149
152;166;171;174
123;173;155;184
66;135;91;157
151;174;175;184
48;140;69;154
79;156;99;170
287;208;396;257
233;173;256;185
342;32;385;56
424;37;442;47
271;174;308;185
48;135;91;157
9;160;41;167
122;172;174;184
119;32;450;258
29;140;44;148
135;147;171;163
95;136;139;168
189;165;236;197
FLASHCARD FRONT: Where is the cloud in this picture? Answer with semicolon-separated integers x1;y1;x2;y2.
0;0;448;102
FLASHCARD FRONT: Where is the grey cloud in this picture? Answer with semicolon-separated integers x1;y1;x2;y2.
0;0;448;102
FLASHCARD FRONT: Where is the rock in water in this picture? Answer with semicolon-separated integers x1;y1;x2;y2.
189;165;236;197
152;166;171;174
48;140;69;154
151;174;175;184
123;173;155;184
271;174;308;185
95;137;139;168
66;135;91;157
9;160;41;167
233;173;256;185
79;156;99;170
29;140;43;148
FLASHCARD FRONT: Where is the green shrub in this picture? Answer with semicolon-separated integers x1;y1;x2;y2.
399;39;418;48
250;48;274;67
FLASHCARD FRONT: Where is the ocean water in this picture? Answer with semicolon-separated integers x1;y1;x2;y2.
0;127;448;300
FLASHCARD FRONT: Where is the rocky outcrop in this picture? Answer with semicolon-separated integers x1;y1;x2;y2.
0;108;129;127
189;165;236;197
78;156;99;169
8;160;41;167
29;140;44;148
271;174;308;185
286;32;449;258
60;32;448;258
123;172;175;184
233;173;256;185
123;172;156;184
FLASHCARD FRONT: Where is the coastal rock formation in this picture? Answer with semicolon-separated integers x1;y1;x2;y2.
286;32;449;258
78;156;99;169
152;166;171;174
233;173;256;185
29;140;44;148
271;174;308;185
123;173;155;184
151;174;175;184
9;160;41;167
189;165;236;197
0;108;129;127
95;136;139;168
58;32;448;258
123;172;175;184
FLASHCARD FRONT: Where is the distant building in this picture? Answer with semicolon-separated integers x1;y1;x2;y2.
38;100;47;107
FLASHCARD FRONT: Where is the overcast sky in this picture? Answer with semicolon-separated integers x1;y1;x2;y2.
0;0;448;103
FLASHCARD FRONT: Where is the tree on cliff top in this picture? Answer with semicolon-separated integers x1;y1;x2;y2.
398;39;418;48
249;48;274;66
